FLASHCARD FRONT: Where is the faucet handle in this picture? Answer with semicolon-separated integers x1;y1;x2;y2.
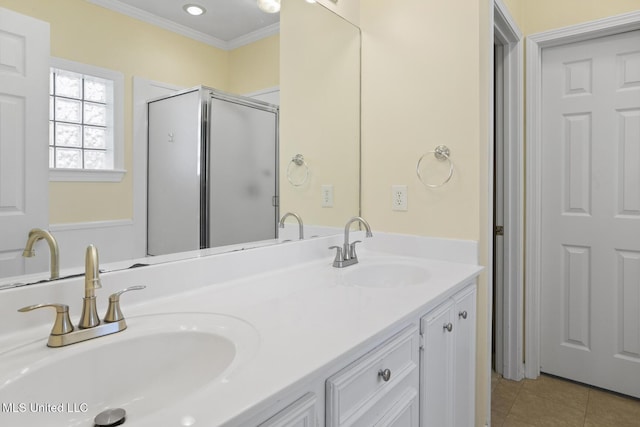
104;285;146;323
349;240;362;259
329;245;344;263
18;303;74;335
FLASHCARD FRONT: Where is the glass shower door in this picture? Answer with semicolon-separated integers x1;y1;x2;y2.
207;95;278;247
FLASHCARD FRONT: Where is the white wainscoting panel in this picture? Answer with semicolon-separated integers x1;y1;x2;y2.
49;220;135;272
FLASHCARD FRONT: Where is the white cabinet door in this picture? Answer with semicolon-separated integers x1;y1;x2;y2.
420;300;454;427
259;393;318;427
420;284;477;427
326;325;420;427
0;7;50;278
452;287;477;427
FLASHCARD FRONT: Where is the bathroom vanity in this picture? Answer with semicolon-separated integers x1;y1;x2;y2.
0;232;481;427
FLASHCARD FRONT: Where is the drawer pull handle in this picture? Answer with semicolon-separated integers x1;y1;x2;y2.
378;368;391;382
459;310;468;320
443;322;453;332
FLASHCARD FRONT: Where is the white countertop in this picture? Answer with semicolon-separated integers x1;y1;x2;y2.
0;232;482;427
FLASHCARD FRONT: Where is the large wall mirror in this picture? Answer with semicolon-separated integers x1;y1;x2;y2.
0;0;360;285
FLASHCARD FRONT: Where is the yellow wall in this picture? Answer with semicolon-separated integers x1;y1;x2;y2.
0;0;279;224
360;0;491;424
228;34;280;95
280;0;361;226
360;0;482;240
501;0;525;28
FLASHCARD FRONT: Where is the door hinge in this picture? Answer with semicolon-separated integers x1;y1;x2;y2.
419;332;425;350
272;195;279;207
495;225;504;236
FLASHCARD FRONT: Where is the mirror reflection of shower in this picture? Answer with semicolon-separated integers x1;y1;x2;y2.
147;87;279;256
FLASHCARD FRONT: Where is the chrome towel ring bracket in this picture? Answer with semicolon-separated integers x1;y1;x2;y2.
416;145;454;188
287;154;310;187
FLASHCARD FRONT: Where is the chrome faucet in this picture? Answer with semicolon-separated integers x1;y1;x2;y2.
18;244;145;348
22;228;60;280
330;216;373;268
279;212;304;240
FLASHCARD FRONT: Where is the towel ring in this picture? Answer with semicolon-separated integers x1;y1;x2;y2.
287;154;309;187
416;145;454;188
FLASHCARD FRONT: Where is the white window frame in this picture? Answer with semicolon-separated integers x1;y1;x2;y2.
49;57;125;182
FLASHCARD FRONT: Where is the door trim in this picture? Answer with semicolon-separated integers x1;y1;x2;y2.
493;0;524;382
524;10;640;379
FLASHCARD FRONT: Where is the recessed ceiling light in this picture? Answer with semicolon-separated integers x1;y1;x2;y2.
183;4;206;16
257;0;280;14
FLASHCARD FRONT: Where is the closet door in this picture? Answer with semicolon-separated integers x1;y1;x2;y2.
540;29;640;398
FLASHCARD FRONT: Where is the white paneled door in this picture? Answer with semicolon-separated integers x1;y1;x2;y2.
541;30;640;397
0;8;50;278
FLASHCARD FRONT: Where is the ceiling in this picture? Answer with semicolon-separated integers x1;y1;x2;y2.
87;0;280;50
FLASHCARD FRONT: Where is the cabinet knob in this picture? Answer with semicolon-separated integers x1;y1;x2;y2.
378;368;391;382
443;322;453;332
458;310;468;320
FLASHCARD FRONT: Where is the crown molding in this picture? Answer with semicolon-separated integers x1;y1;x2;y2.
527;10;640;46
228;22;280;49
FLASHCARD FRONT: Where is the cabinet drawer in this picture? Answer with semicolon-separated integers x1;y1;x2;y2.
326;325;419;426
373;388;418;427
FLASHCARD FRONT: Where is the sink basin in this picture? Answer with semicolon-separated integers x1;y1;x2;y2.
0;312;259;427
340;259;430;287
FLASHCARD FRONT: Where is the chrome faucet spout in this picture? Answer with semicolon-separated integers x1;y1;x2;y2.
330;216;373;268
84;244;102;298
343;216;373;247
22;228;60;280
279;212;304;240
79;244;102;329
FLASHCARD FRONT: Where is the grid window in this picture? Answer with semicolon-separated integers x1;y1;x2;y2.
49;68;114;170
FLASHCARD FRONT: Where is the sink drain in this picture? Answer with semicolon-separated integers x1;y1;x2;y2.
94;408;126;426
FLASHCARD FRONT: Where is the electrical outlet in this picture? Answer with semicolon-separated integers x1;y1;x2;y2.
321;185;334;208
392;185;408;211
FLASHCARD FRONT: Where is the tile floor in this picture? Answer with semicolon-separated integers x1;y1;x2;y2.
491;371;640;426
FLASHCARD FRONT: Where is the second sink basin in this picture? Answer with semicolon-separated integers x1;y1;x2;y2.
0;312;260;427
340;258;430;287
